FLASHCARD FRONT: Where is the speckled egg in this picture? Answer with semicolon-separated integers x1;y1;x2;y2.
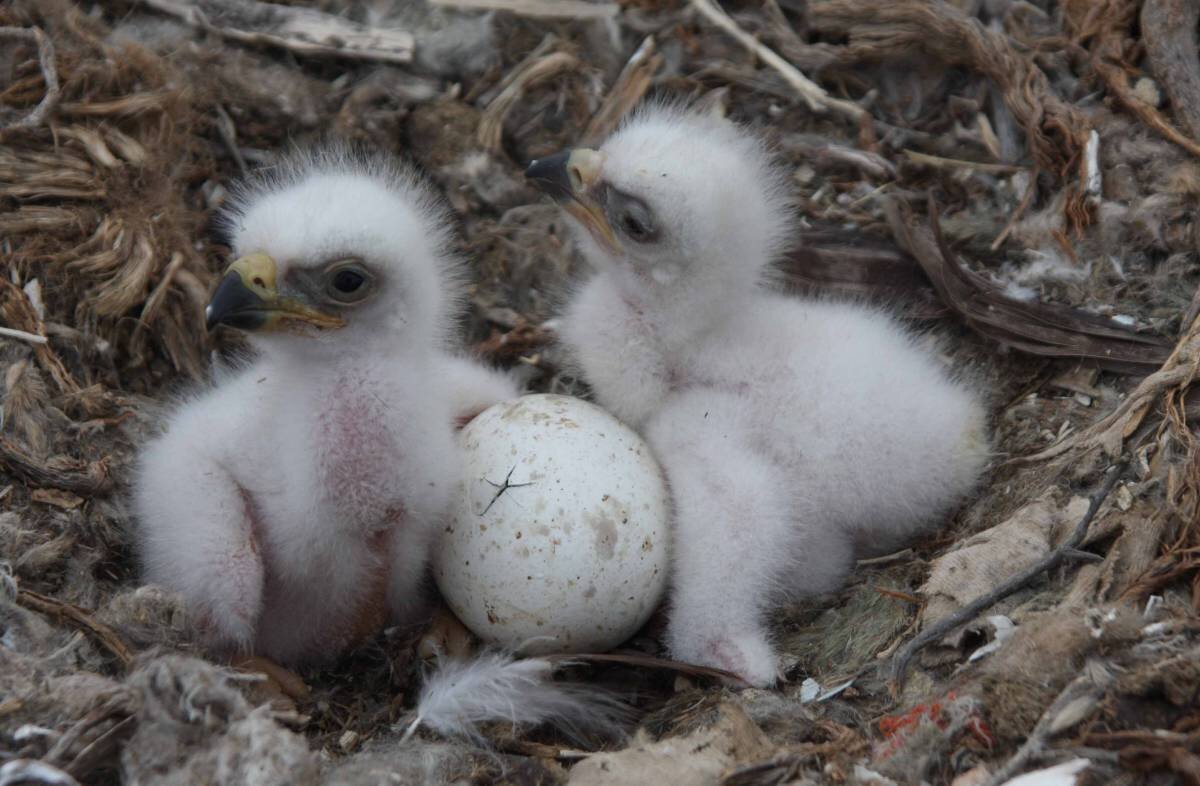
435;394;671;655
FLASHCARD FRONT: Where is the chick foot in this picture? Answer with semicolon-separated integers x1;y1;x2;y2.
231;654;310;718
416;603;474;661
668;625;780;688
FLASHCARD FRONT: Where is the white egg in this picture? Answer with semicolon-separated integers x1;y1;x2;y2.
435;394;671;655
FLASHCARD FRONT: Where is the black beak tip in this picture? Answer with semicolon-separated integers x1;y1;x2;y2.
205;272;267;332
524;151;573;201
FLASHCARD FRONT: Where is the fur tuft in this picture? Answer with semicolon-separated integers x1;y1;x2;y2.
408;652;629;745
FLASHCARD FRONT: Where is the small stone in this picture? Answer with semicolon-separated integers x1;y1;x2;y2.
1115;483;1133;511
1133;77;1162;108
339;730;360;752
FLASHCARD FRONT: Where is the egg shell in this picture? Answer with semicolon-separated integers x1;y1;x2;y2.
435;394;671;655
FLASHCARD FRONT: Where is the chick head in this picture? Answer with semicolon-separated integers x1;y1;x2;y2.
210;148;461;359
526;106;792;297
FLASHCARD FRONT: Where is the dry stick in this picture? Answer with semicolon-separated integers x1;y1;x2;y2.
0;326;49;345
1074;0;1200;158
476;34;558;107
0;27;60;131
0;436;110;494
0;760;80;786
1011;311;1200;465
477;51;579;152
1141;0;1200;143
139;0;414;64
64;716;136;781
582;35;662;147
541;651;750;686
982;666;1115;786
991;164;1037;250
901;149;1025;175
888;460;1129;690
428;0;618;19
689;0;866;122
16;589;135;669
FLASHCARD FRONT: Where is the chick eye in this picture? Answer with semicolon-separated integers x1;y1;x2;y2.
333;270;364;293
620;212;651;241
607;190;658;244
325;262;373;303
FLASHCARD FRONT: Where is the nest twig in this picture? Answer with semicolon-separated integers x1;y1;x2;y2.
138;0;415;64
0;26;59;131
17;589;135;669
478;50;580;152
1141;0;1200;144
811;0;1095;227
691;0;867;123
582;35;662;147
1067;0;1200;158
885;198;1171;372
888;460;1129;692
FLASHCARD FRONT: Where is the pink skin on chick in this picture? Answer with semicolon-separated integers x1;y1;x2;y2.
133;150;517;669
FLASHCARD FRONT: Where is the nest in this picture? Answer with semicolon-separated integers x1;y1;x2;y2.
2;0;1200;783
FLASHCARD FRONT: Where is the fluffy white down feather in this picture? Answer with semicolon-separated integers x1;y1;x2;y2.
133;148;518;667
539;105;991;686
409;652;629;744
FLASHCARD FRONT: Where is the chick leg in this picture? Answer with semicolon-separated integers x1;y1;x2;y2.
135;451;265;654
231;654;310;718
644;414;787;686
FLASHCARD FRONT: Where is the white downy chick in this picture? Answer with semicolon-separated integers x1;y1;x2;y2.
133;149;517;666
527;107;989;686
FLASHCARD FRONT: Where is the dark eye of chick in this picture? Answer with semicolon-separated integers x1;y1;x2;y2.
324;261;373;304
332;269;365;294
621;212;651;241
607;189;658;244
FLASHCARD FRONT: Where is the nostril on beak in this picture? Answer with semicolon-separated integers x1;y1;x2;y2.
568;164;584;193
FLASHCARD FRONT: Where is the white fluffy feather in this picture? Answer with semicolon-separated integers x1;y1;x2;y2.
546;106;991;686
133;148;518;667
408;652;629;744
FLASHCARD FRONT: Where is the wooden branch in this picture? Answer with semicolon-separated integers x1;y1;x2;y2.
689;0;866;122
1141;0;1200;143
0;27;60;131
582;36;662;147
902;149;1025;175
0;326;49;345
138;0;414;64
1069;0;1200;158
542;651;750;685
429;0;618;19
17;590;135;669
478;51;579;152
0;436;112;495
0;760;80;786
1012;310;1200;465
888;460;1128;691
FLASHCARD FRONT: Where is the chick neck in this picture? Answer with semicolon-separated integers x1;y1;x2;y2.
249;325;436;375
606;262;753;354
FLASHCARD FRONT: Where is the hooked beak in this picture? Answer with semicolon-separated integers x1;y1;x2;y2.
525;149;620;254
205;252;345;333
